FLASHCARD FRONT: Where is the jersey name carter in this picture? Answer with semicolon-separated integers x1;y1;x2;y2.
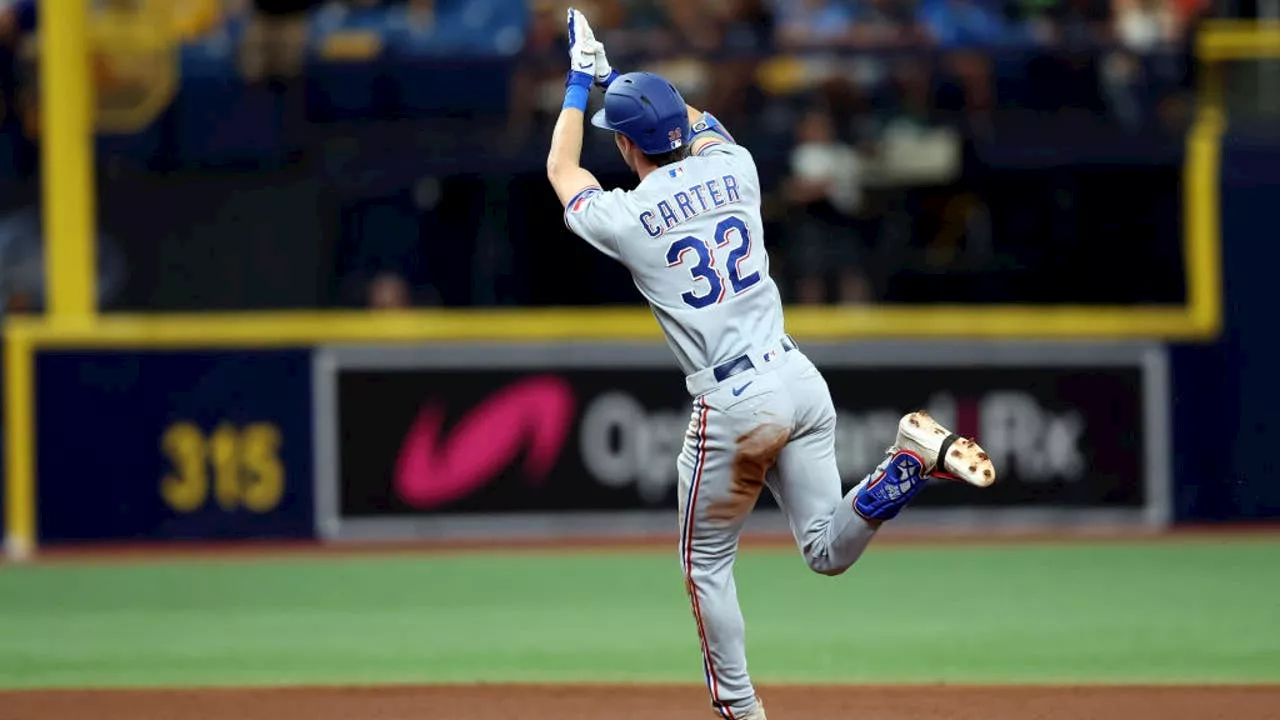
637;173;743;238
565;141;785;379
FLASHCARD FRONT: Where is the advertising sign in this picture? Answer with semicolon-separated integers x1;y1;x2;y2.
318;342;1169;540
36;350;315;542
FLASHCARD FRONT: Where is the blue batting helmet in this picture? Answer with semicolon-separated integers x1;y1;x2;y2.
590;72;690;156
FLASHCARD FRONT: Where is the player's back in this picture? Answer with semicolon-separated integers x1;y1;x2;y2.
566;142;784;376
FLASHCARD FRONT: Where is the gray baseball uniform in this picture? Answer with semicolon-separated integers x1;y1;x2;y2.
566;130;885;719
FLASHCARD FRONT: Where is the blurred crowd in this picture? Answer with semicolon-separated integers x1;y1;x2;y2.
512;0;1205;304
0;0;1213;312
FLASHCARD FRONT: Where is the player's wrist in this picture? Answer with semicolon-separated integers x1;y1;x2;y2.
563;70;593;112
597;68;619;89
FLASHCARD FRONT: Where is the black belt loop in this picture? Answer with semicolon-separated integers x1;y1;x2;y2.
713;355;753;383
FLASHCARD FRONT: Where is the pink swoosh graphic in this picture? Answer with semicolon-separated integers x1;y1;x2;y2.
394;375;576;509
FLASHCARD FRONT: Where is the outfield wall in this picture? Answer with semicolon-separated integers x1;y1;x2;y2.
1168;132;1280;522
21;340;1170;544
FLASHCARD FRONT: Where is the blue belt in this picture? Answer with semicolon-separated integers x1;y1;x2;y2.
711;335;798;383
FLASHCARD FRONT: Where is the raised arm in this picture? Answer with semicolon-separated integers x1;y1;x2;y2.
546;9;604;208
546;99;601;208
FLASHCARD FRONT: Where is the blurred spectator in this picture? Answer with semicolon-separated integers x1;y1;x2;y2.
238;0;318;160
700;0;776;129
1101;0;1181;131
595;0;678;56
846;0;928;98
1114;0;1178;51
775;0;859;47
505;1;564;148
0;206;126;315
781;106;874;305
0;0;34;174
856;59;967;274
0;0;1203;313
385;0;445;52
170;0;227;42
1004;0;1109;45
866;58;960;163
769;0;925;108
367;270;413;309
918;0;1003;129
853;0;929;47
0;0;34;39
592;1;720;106
406;0;435;27
239;0;318;84
662;0;722;53
917;0;1011;47
1004;0;1109;122
716;0;776;52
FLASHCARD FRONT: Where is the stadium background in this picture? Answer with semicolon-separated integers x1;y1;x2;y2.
0;1;1277;718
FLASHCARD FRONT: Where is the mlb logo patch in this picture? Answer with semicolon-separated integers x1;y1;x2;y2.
668;166;684;179
668;127;684;149
763;350;777;363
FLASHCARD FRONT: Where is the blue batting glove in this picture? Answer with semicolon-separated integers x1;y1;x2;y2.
564;8;598;110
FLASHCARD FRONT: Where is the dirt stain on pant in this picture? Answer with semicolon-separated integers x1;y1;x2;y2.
707;424;791;522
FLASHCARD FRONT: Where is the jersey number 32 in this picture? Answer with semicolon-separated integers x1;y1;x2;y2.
665;216;760;309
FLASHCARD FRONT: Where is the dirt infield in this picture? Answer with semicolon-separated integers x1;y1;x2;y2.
4;684;1279;720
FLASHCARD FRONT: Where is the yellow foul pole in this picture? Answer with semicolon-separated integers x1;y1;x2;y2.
7;0;99;559
40;0;97;319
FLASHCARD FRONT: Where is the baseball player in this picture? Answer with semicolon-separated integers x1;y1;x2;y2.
547;10;996;719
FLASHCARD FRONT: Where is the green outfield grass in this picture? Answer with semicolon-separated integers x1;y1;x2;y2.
1;538;1277;689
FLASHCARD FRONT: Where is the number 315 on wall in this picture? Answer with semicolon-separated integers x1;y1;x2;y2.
161;422;284;514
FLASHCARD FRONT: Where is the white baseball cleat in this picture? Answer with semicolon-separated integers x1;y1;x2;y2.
896;411;996;488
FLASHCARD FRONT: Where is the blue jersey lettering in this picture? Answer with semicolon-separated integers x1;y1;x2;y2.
658;200;680;230
640;210;663;238
707;179;726;207
674;191;697;221
690;184;710;212
723;175;740;203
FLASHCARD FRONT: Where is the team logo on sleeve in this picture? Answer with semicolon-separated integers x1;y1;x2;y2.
570;188;601;214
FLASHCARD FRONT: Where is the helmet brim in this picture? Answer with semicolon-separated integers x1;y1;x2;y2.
590;109;615;132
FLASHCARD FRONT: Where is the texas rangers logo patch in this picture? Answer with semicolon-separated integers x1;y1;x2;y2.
570;188;600;213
